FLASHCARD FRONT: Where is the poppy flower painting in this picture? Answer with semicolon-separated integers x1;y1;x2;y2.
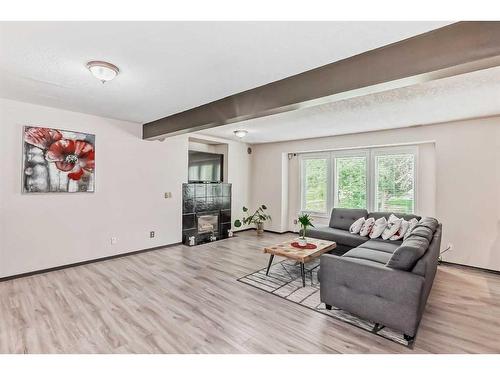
23;126;95;193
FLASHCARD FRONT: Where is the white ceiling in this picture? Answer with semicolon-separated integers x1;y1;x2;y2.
0;21;450;124
199;66;500;143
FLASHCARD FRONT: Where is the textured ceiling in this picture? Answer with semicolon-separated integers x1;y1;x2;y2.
0;21;450;123
198;66;500;144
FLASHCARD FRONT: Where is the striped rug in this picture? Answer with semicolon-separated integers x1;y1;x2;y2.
238;258;412;347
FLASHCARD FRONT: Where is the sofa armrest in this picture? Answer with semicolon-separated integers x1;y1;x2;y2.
320;254;425;307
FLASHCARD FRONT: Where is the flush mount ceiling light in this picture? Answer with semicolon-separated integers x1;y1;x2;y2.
86;61;119;83
233;129;248;138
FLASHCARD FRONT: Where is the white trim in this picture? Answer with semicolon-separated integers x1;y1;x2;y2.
291;140;435;156
332;149;369;210
298;152;330;215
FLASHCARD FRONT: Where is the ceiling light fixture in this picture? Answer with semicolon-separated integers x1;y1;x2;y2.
86;61;120;83
233;130;248;138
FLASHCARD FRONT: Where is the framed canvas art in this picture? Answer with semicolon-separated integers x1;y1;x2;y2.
23;126;95;193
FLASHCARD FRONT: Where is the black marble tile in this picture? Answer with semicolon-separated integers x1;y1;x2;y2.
183;183;195;200
222;183;232;197
183;199;194;214
220;209;231;224
222;196;231;210
195;184;206;198
207;183;222;197
182;214;196;230
220;223;232;239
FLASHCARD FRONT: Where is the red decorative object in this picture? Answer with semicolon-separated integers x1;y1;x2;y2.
291;242;317;249
46;139;95;180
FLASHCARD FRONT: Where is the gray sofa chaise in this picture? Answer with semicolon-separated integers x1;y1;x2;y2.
307;208;442;340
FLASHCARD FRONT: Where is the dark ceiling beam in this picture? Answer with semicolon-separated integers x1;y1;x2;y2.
143;21;500;140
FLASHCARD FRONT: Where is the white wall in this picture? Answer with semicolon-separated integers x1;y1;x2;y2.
251;117;500;271
0;98;187;277
0;99;251;278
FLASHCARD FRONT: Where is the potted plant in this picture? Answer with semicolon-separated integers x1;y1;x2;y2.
297;213;314;246
234;205;271;235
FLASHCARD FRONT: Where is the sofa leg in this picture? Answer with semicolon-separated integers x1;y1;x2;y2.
325;304;332;310
404;334;415;342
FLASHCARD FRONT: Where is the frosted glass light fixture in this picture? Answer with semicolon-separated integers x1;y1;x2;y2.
233;130;248;138
86;61;120;83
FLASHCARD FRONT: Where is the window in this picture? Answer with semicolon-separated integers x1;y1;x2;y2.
374;152;415;214
300;146;417;214
301;156;328;213
334;154;367;209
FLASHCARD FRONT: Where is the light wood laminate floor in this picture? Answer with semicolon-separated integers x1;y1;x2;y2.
1;231;499;353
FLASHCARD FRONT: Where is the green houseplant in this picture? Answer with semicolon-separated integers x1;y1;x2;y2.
234;205;271;235
297;213;314;246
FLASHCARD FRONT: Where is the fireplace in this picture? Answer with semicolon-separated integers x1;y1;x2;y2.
197;213;218;234
182;182;232;245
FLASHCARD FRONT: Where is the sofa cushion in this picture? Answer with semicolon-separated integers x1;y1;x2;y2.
404;218;419;240
358;239;401;254
386;236;430;271
343;247;393;264
368;211;421;222
306;226;369;247
407;226;434;242
329;208;368;231
416;217;439;232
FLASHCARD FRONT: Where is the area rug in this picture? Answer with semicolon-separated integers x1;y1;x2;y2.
237;258;413;347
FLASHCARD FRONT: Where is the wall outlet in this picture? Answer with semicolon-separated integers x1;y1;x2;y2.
164;192;172;199
293;219;298;225
111;237;117;245
150;231;155;238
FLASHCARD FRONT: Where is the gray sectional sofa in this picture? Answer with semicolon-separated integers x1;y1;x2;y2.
307;208;442;340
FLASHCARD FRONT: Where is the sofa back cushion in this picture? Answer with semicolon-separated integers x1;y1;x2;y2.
406;217;439;242
386;236;430;271
368;211;421;222
329;208;368;231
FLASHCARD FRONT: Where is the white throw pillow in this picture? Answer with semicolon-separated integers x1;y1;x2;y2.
359;217;375;237
403;218;419;240
390;219;409;240
382;217;402;240
349;217;365;234
388;214;400;223
369;217;388;239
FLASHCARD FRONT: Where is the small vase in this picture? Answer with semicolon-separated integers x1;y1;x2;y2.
256;222;264;235
298;237;307;247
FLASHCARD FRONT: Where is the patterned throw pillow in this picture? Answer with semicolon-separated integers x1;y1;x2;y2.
359;217;375;237
390;219;409;240
369;217;388;239
382;215;403;240
349;217;365;234
403;218;419;240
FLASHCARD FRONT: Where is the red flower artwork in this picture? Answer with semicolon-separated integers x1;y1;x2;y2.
46;139;95;180
24;127;63;149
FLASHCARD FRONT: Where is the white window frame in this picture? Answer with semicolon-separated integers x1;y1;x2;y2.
332;149;369;211
299;153;331;216
371;146;418;214
299;145;418;216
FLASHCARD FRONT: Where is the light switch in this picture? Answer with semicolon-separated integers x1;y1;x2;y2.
164;192;172;199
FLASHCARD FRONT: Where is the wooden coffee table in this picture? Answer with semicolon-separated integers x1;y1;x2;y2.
263;237;336;287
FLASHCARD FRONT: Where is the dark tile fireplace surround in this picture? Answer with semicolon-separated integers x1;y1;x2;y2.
182;183;232;245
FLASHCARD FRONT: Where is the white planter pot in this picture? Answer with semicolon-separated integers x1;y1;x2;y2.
298;237;307;247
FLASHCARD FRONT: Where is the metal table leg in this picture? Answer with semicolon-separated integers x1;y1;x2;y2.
300;263;306;287
266;254;275;276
